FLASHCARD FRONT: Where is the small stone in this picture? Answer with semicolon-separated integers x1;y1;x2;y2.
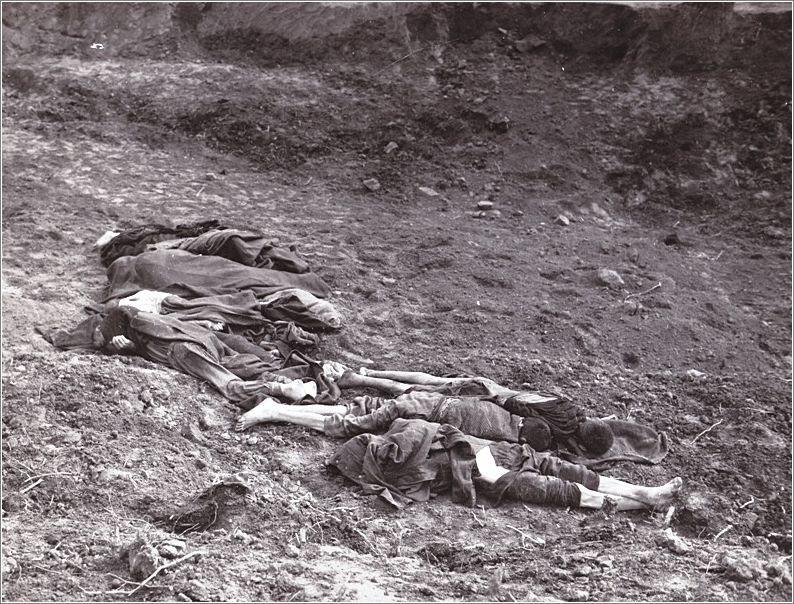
285;544;301;558
567;588;590;602
109;577;123;589
596;268;624;289
204;172;217;181
62;430;83;444
418;186;439;197
128;539;161;580
381;277;396;285
514;34;547;53
477;200;494;210
721;552;764;582
139;389;153;405
181;421;209;445
362;178;381;192
384;141;398;154
686;369;707;379
555;214;570;226
656;528;691;555
763;226;786;239
247;436;259;446
480;209;502;220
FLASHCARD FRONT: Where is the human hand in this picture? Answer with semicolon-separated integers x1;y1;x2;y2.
110;335;135;351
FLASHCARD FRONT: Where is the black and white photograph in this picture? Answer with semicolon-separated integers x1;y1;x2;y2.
1;1;791;602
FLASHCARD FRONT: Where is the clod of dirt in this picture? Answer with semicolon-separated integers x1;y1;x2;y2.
677;491;726;535
719;551;766;583
656;527;692;555
362;178;381;192
164;475;251;533
596;268;624;289
126;536;163;581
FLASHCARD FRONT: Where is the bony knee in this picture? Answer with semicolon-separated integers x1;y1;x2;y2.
576;418;614;455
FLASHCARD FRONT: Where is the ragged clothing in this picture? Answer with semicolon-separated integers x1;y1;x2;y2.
99;220;220;267
173;229;311;274
328;418;600;509
324;391;523;443
103;249;332;302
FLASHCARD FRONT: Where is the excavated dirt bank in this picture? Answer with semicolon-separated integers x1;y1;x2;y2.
2;2;792;602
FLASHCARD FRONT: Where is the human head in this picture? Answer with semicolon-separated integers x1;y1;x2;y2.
519;417;552;451
577;418;614;455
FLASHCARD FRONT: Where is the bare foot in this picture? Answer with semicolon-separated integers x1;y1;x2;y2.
648;477;684;509
358;367;371;376
235;397;279;432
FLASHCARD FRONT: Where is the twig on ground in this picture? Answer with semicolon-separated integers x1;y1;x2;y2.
376;41;453;75
20;479;43;494
624;282;662;303
352;528;379;557
23;472;74;483
710;250;724;261
690;418;724;446
471;510;485;527
195;185;206;198
713;525;732;541
739;496;755;509
506;525;545;546
127;550;205;597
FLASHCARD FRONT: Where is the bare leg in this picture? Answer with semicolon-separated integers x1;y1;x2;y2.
235;398;328;432
336;372;412;396
597;476;683;509
576;485;650;511
358;368;452;386
227;378;317;403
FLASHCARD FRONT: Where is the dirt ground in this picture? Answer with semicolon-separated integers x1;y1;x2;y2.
1;2;792;602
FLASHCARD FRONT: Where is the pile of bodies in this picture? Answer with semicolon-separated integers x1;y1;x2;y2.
46;220;680;514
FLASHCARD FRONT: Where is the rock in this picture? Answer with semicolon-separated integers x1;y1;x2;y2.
596;268;624;289
555;214;570;226
766;558;793;584
418;186;439;197
362;178;381;192
678;491;720;532
656;528;691;555
381;277;396;285
663;232;691;246
686;368;707;379
204;172;217;181
127;538;162;580
477;200;494;210
2;495;24;514
181;421;209;445
62;430;83;444
720;552;764;582
566;588;590;602
139;389;153;405
514;34;547;53
488;116;511;133
477;209;502;220
763;226;786;239
1;555;18;578
589;202;612;222
384;141;398;154
158;539;186;560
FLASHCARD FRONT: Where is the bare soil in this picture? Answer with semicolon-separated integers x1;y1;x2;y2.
2;3;791;602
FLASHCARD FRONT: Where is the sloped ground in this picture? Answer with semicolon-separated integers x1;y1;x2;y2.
2;3;792;602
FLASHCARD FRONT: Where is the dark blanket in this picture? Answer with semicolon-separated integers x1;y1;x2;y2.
100;220;220;267
559;419;669;471
177;229;310;274
160;292;264;329
328;418;477;509
103;250;332;302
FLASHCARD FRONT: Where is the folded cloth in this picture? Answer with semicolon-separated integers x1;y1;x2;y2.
99;220;220;267
176;229;310;274
260;288;342;331
103;250;332;302
558;419;669;471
